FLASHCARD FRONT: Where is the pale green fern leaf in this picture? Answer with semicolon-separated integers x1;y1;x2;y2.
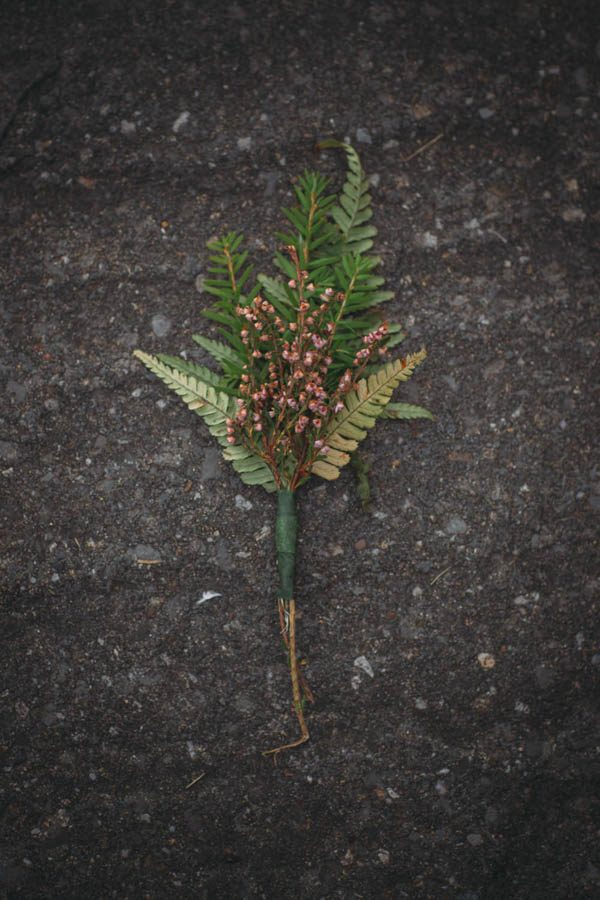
156;354;227;389
222;444;277;492
135;350;277;492
134;349;234;430
380;402;434;421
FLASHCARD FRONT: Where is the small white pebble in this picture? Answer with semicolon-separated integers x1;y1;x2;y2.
478;652;496;669
354;656;374;678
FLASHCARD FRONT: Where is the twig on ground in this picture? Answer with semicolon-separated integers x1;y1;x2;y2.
401;132;443;163
430;566;452;586
185;772;206;789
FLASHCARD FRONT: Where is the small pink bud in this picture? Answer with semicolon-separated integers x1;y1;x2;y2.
226;435;236;444
288;279;297;288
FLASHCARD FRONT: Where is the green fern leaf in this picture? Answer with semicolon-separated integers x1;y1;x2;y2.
318;140;376;253
191;334;245;373
312;349;427;481
203;232;252;302
276;170;339;270
257;274;294;319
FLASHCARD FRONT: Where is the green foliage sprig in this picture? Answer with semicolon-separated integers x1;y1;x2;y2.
135;142;431;754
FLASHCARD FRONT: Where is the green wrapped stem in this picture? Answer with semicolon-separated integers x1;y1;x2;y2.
275;489;297;600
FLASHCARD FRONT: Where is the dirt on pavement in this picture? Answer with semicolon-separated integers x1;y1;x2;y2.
1;1;598;897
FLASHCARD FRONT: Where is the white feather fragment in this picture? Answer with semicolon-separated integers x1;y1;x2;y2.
196;591;222;605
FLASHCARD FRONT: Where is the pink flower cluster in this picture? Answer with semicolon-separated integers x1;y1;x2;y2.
353;322;389;365
225;249;390;488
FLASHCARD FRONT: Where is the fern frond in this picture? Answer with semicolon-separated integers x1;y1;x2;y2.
222;443;277;492
276;170;338;269
312;349;427;481
156;354;226;389
379;402;433;420
318;140;377;253
257;274;295;322
319;253;397;390
203;231;253;302
135;351;277;491
191;334;246;378
134;349;236;426
200;233;259;353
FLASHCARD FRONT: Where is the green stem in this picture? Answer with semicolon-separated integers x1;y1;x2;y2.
265;489;311;755
275;489;297;601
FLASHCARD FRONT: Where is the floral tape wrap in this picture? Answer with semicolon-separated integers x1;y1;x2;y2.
275;489;297;600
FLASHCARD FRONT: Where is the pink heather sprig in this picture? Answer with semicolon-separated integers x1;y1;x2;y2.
226;246;390;490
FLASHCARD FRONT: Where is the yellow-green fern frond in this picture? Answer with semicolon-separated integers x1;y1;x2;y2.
379;402;433;421
311;349;427;481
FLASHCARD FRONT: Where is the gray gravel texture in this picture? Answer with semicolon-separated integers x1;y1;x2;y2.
1;1;599;898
